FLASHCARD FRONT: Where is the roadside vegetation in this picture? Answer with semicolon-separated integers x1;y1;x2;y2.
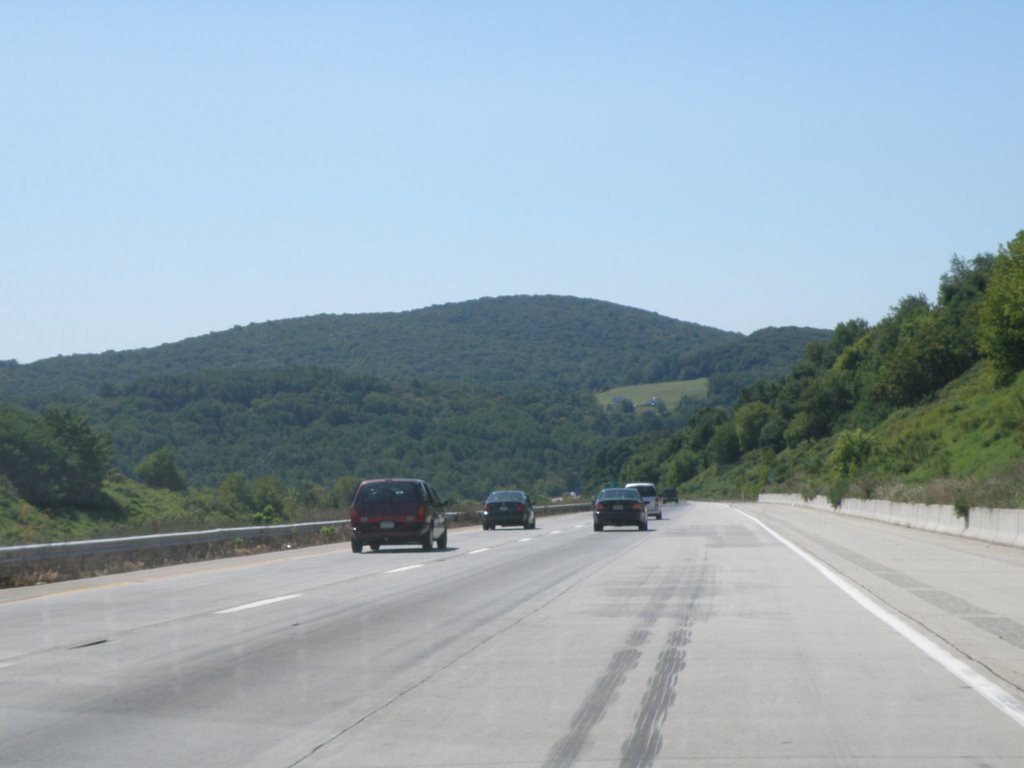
0;384;690;545
643;231;1024;512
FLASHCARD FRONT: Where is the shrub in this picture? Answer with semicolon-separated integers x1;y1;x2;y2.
828;429;873;477
134;448;188;492
827;477;849;509
953;488;971;519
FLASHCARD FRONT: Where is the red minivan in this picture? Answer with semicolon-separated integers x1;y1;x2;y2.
349;478;448;553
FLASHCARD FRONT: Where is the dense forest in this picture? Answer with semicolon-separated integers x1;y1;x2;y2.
632;231;1024;512
89;369;689;493
0;378;687;544
0;295;827;405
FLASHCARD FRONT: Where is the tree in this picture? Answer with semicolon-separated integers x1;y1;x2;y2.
706;420;740;465
734;402;772;454
664;448;702;486
0;405;112;508
42;409;113;504
134;448;187;492
875;310;960;406
828;429;873;477
828;318;870;359
979;232;1024;384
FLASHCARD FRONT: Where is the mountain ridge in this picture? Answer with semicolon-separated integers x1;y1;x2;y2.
0;295;829;406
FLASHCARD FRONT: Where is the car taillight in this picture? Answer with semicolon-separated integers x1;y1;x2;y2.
595;501;605;512
350;507;360;523
416;504;426;520
485;503;494;513
633;502;644;511
516;503;525;512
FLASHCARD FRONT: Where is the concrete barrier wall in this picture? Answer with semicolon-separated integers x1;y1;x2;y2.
960;506;1024;548
756;493;1024;549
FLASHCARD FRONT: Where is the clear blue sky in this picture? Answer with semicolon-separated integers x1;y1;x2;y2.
3;1;1021;364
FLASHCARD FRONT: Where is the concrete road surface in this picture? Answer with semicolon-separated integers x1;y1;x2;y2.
3;500;1024;766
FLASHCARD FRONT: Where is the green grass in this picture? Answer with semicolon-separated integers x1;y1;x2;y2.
596;378;708;409
686;363;1024;509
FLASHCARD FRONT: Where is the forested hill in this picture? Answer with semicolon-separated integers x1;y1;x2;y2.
0;296;829;406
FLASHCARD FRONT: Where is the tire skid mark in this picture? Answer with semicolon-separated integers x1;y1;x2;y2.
619;640;689;767
544;560;710;768
627;629;652;647
542;648;642;767
619;563;708;768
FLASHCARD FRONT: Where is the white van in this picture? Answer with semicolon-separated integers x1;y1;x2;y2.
625;482;662;520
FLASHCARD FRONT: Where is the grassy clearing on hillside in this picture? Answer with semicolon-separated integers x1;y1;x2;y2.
596;379;708;409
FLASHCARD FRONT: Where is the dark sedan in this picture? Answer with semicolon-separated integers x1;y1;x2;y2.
482;490;536;530
593;487;647;531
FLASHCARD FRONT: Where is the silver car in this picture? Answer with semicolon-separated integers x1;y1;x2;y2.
625;482;662;520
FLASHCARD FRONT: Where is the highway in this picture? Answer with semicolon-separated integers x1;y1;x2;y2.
3;500;1024;766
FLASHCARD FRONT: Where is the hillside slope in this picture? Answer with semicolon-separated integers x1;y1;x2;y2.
633;235;1024;509
0;295;827;405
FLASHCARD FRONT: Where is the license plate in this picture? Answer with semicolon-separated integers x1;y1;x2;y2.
499;505;509;511
380;521;395;529
613;504;623;510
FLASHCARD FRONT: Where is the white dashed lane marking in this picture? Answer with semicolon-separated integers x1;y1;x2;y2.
216;594;302;614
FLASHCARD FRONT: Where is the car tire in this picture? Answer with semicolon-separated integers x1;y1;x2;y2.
422;525;434;551
640;521;648;531
594;522;603;532
351;539;364;553
438;527;448;550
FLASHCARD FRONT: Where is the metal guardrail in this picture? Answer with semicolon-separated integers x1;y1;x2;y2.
0;502;593;567
0;520;348;565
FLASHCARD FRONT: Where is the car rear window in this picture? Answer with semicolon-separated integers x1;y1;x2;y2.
598;489;641;502
355;482;420;504
486;491;524;503
628;484;657;497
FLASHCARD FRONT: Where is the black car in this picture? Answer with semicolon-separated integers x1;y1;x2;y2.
349;478;448;552
662;487;678;503
482;490;536;530
593;487;647;531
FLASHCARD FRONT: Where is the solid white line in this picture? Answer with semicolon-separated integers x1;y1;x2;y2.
0;662;14;670
470;548;491;554
385;564;424;573
735;507;1024;730
216;594;301;615
518;538;532;543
